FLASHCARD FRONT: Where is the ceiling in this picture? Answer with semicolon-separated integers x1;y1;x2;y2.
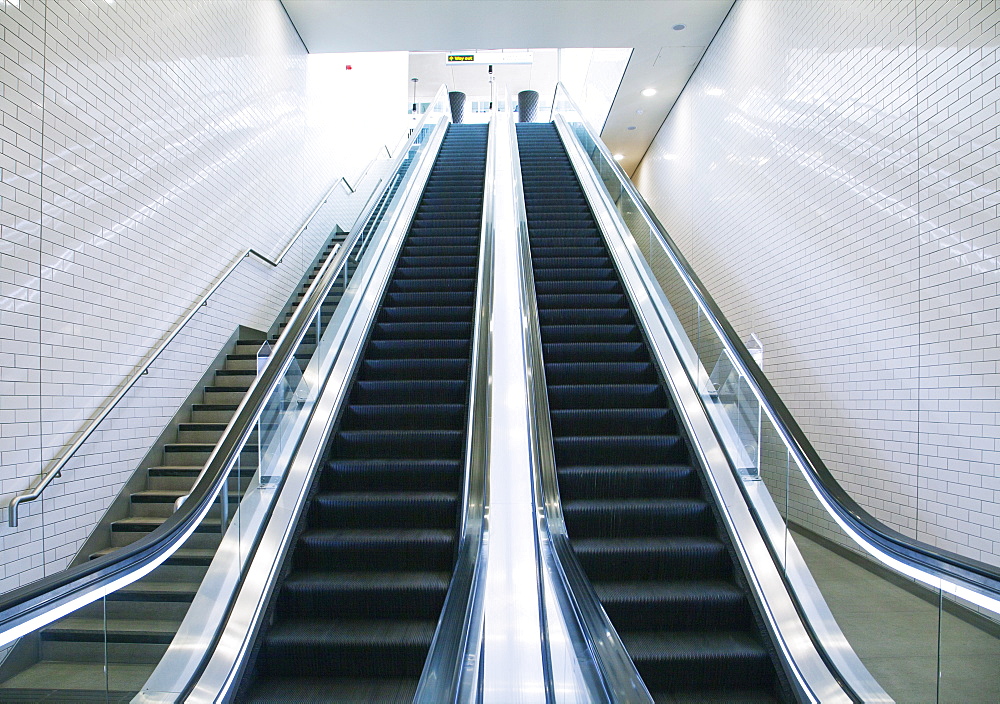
282;0;735;175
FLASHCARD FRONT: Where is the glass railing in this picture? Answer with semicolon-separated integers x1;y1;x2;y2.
0;85;453;703
551;81;1000;703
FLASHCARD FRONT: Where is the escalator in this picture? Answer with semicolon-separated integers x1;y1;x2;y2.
516;122;788;702
240;123;488;702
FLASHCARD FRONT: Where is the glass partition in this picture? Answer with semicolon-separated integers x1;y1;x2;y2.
551;82;1000;703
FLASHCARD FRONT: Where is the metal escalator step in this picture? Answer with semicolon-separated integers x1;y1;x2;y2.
294;528;455;572
594;580;752;631
620;630;773;692
309;491;458;530
243;676;417;704
277;571;450;619
562;498;713;538
557;463;696;498
339;403;467;431
571;537;731;581
553;434;689;465
260;619;437;678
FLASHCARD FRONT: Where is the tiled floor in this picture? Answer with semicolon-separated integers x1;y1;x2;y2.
792;528;1000;703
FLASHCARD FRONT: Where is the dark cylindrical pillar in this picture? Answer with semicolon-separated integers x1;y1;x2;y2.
449;91;467;124
517;90;539;123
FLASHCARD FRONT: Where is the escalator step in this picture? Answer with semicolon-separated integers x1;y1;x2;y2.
594;580;752;631
620;630;773;691
259;619;435;678
244;676;417;704
277;571;450;619
294;529;455;572
322;458;461;492
571;537;731;581
557;464;696;498
339;403;467;431
562;498;713;538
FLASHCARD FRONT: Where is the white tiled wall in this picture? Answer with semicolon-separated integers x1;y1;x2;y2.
0;0;389;592
634;0;1000;565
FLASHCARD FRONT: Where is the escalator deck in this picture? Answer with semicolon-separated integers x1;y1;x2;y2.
516;122;787;703
243;123;487;703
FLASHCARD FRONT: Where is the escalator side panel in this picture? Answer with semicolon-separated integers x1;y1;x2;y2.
241;124;488;702
516;122;787;702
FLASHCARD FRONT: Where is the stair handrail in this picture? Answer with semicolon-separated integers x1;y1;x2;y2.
5;175;357;528
549;82;1000;613
0;86;452;648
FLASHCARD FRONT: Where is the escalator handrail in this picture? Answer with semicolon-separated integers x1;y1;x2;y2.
0;85;452;649
414;115;494;704
550;82;1000;608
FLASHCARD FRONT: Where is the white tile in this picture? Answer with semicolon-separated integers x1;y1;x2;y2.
635;0;1000;563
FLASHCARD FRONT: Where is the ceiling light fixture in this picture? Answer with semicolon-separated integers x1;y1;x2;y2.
641;88;657;97
613;154;625;161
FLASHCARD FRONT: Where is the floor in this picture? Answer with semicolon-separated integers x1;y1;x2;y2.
792;528;1000;704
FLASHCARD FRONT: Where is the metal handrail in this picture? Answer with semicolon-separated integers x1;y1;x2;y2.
550;82;1000;611
5;176;356;528
0;95;449;648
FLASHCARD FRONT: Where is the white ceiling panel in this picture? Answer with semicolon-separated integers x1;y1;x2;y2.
282;0;735;171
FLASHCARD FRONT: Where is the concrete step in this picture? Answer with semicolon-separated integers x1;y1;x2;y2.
110;517;222;548
130;489;243;518
89;548;213;582
146;465;252;491
203;386;250;405
0;660;155;696
190;404;238;423
161;442;258;466
41;617;180;664
213;369;257;388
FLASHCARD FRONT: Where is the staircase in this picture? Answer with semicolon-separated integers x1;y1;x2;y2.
0;231;351;702
242;123;488;703
516;122;786;703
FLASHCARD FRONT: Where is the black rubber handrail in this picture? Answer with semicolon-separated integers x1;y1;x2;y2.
0;104;444;648
551;83;1000;608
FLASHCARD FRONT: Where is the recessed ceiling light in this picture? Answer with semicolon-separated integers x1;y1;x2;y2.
613;154;625;161
673;24;686;30
627;126;637;131
641;88;657;97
